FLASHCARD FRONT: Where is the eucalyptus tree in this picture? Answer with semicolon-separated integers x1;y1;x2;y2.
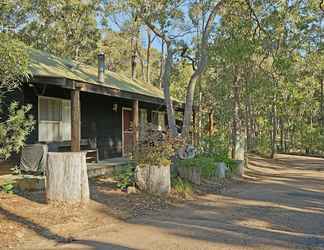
18;0;102;64
110;0;226;140
0;33;34;159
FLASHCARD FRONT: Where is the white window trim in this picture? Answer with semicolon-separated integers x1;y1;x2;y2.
38;96;71;142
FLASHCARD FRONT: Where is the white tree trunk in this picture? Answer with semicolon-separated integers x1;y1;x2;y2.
46;152;89;204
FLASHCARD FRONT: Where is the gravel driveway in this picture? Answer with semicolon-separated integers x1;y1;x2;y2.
26;154;324;250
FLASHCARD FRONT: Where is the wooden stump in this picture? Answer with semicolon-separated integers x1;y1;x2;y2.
234;160;245;177
135;165;170;194
177;166;201;185
46;152;89;204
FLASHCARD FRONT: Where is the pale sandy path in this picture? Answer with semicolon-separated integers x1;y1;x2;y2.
24;154;324;250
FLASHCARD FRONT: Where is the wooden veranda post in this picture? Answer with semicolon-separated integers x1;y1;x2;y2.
133;99;139;148
71;86;81;152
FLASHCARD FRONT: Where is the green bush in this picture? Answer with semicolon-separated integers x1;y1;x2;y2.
1;181;15;194
176;155;237;178
113;165;135;191
197;134;229;159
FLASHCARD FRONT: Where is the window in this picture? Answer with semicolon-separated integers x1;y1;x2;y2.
38;96;71;142
152;111;165;131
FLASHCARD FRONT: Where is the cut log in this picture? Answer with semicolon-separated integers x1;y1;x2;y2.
234;160;245;177
46;152;89;204
215;162;228;179
177;166;201;185
135;165;170;194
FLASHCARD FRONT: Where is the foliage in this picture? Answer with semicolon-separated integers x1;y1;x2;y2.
0;33;30;93
134;124;182;167
171;176;193;198
177;132;237;178
197;133;230;160
113;164;135;191
0;181;15;194
0;33;34;160
17;0;102;64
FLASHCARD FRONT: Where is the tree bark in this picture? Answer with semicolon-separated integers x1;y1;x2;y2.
46;152;89;204
159;41;165;88
208;110;214;137
146;29;152;84
162;44;178;137
270;103;277;158
321;78;324;130
232;76;245;161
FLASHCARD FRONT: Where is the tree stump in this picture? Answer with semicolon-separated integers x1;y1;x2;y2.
135;165;170;194
234;160;245;177
177;166;201;185
46;152;89;204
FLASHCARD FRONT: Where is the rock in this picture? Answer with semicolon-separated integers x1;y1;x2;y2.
127;186;137;194
16;175;45;191
178;145;196;159
135;165;170;194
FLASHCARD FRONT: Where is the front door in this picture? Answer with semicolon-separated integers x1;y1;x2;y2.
123;108;133;156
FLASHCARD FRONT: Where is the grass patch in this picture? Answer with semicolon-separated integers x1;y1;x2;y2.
171;176;193;198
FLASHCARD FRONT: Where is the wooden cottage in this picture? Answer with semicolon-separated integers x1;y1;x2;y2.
22;49;183;162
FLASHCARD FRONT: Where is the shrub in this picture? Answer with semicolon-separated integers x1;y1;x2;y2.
176;154;238;178
1;181;15;194
171;176;193;198
197;133;230;159
113;165;135;191
133;124;182;167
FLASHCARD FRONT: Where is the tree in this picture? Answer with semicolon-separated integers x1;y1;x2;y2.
127;0;226;140
0;33;34;159
18;0;102;64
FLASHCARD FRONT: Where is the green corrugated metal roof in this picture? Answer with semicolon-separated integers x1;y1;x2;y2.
28;48;166;100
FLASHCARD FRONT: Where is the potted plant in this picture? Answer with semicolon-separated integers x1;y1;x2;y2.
133;126;176;194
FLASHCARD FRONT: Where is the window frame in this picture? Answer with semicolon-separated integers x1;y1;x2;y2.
38;96;71;142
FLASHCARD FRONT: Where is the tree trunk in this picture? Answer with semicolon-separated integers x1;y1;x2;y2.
321;79;324;131
232;76;245;161
130;29;139;80
146;29;152;84
46;152;89;204
182;71;200;139
280;117;284;152
159;41;165;88
162;44;178;137
270;93;277;158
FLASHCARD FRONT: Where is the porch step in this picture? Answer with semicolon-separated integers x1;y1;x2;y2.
87;157;131;178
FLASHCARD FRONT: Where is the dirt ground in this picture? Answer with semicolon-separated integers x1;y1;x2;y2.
1;154;324;250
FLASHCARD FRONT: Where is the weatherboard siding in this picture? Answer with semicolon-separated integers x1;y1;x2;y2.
23;84;167;160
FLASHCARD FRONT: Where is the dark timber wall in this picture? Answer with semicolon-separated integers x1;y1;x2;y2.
23;83;167;160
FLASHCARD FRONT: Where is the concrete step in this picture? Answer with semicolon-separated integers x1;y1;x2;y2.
87;158;130;178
